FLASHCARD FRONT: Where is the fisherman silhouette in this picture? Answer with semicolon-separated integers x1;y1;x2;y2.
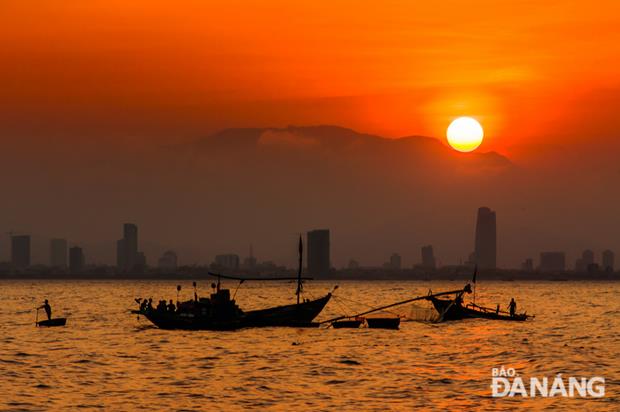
38;299;52;320
168;299;176;313
508;298;517;317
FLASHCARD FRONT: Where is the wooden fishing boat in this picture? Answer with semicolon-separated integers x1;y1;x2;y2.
332;319;363;329
135;292;330;330
132;237;332;330
242;294;331;327
365;317;400;329
427;296;531;322
36;318;67;327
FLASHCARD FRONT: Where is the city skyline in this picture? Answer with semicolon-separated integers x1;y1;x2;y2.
0;217;616;273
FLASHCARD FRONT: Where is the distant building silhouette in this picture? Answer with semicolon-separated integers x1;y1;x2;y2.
521;258;534;272
582;249;594;266
474;207;497;269
539;252;565;272
307;229;330;276
11;235;31;269
576;249;595;272
158;250;178;272
50;238;68;268
388;253;402;270
69;246;85;273
575;258;585;273
242;245;257;270
421;245;436;269
602;250;614;272
116;223;143;272
214;254;240;270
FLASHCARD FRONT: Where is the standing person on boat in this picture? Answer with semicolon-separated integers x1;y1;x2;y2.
167;299;176;313
508;298;517;317
38;299;52;320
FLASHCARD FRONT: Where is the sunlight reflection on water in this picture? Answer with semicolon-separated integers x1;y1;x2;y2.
0;280;618;411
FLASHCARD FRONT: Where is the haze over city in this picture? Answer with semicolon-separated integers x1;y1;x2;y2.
1;1;619;269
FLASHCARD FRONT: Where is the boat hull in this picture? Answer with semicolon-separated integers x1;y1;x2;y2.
242;294;331;327
365;317;400;329
428;297;529;322
37;318;67;327
332;319;363;329
138;294;331;330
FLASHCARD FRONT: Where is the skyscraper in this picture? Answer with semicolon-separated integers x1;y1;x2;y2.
389;253;402;270
421;245;436;269
576;249;595;272
474;207;497;269
69;246;85;273
307;229;330;277
117;223;140;272
602;250;614;272
11;235;31;269
521;258;534;272
242;244;257;270
214;254;240;270
50;238;68;268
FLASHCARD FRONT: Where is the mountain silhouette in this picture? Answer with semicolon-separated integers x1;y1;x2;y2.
0;125;531;268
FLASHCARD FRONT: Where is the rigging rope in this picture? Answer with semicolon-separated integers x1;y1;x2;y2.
332;295;402;318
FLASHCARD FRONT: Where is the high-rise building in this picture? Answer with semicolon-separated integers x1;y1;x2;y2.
539;252;565;272
521;258;534;272
474;207;497;269
602;250;614;272
50;238;68;268
575;258;585;273
421;245;436;269
307;229;330;277
136;252;147;268
69;246;85;273
11;235;31;269
389;253;402;270
214;254;240;270
116;223;141;272
576;249;595;272
242;244;257;270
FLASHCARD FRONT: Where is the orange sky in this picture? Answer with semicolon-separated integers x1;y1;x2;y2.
2;1;620;154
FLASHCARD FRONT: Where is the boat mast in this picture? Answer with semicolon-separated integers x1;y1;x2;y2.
296;235;303;304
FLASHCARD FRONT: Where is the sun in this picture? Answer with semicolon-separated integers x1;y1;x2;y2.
446;117;484;152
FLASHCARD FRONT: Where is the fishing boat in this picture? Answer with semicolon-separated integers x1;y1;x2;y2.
331;319;363;329
365;317;400;329
426;296;531;321
132;237;333;330
36;318;67;327
321;286;474;328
